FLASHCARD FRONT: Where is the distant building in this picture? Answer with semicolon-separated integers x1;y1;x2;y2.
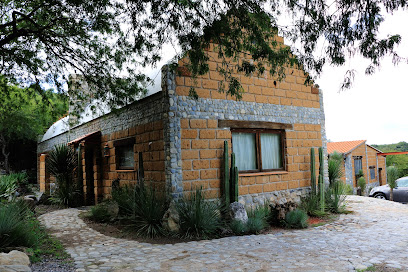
327;140;386;188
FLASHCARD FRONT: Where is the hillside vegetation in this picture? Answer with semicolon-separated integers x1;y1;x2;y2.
372;142;408;178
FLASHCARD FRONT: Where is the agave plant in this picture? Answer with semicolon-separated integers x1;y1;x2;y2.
46;144;78;206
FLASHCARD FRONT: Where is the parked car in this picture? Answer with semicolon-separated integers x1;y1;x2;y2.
369;177;408;203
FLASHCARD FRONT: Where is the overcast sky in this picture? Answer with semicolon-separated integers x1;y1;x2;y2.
317;10;408;145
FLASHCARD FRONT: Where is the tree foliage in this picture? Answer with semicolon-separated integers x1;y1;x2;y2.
0;76;67;172
1;0;406;107
373;142;408;177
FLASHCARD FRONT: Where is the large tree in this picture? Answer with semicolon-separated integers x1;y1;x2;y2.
1;0;406;106
0;76;68;173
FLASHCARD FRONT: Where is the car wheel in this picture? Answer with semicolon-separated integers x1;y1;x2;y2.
374;193;386;200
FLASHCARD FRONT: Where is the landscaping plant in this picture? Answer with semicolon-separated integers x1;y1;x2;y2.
328;151;343;185
325;181;346;213
246;204;269;234
0;174;18;200
357;177;366;196
387;166;399;201
112;182;169;238
284;209;308;229
46;144;79;207
0;201;42;249
175;188;222;239
89;202;115;223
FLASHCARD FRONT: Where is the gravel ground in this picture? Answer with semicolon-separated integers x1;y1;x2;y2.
31;258;75;272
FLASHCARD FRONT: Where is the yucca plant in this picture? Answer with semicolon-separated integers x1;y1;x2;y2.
328;151;343;185
175;188;222;239
387;166;399;201
325;181;346;213
130;184;169;238
46;144;78;207
112;183;169;238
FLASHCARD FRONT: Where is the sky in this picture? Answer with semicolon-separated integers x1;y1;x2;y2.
316;10;408;145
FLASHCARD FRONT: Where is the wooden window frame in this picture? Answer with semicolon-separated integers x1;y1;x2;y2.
231;128;286;173
113;137;135;170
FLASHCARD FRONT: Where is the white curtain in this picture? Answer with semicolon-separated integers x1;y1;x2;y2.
232;133;257;171
261;133;282;169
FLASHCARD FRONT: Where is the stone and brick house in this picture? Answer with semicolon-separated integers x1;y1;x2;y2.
37;37;328;207
327;140;386;188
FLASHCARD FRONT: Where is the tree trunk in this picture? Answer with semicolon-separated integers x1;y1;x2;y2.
390;188;394;201
0;133;10;174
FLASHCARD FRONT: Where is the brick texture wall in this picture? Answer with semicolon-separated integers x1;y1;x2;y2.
101;120;165;198
175;42;320;108
181;118;323;199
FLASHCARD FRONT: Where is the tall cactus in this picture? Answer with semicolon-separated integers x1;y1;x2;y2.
223;141;230;205
230;152;239;203
138;152;144;185
310;148;316;195
223;140;239;204
318;147;325;212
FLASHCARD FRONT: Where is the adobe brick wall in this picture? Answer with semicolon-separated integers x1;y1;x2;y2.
100;120;165;198
175;43;320;109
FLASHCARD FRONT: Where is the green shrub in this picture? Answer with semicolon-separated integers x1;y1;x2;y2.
246;204;269;234
175;188;222;239
325;181;346;213
300;193;321;216
229;219;247;235
284;209;308;229
89;203;114;223
111;184;135;216
357;177;366;195
229;203;270;235
0;175;18;200
344;184;353;195
112;183;169;238
0;201;42;249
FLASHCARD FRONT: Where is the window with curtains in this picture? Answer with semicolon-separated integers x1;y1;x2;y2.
231;129;284;172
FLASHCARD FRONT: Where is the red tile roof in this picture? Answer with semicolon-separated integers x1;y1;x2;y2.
327;140;366;154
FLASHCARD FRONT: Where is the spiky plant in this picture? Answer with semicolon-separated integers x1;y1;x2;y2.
328;151;343;185
284;209;308;229
0;175;18;200
387;166;399;201
46;144;78;207
175;188;222;239
0;201;42;249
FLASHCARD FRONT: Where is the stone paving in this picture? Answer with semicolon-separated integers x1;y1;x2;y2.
39;196;408;272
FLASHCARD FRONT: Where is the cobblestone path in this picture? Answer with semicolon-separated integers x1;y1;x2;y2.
39;196;408;272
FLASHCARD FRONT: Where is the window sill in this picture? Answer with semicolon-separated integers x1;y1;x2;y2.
116;170;136;172
239;171;288;177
